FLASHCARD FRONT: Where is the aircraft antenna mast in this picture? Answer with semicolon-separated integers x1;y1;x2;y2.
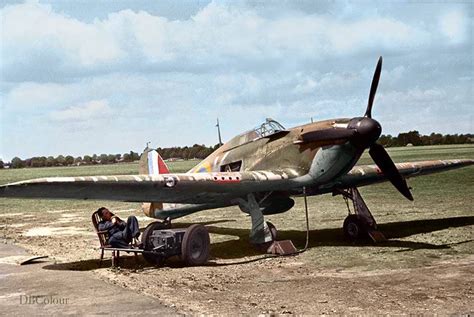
216;118;223;146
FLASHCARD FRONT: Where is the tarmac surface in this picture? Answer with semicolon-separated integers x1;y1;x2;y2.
0;242;177;316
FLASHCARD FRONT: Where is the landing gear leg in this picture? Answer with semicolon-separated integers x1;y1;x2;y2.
337;188;386;243
237;193;275;247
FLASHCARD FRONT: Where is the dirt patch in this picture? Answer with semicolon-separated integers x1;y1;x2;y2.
23;227;92;237
1;200;472;315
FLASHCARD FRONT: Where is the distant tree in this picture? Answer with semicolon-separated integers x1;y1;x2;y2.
397;130;422;146
11;157;25;168
130;151;140;161
56;155;65;166
429;133;443;145
74;156;82;165
107;154;116;163
25;158;32;167
65;155;74;166
30;157;46;167
0;160;4;169
46;156;56;167
99;154;108;164
83;155;92;164
123;153;132;162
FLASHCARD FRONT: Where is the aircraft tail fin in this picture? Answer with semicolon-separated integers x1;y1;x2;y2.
139;148;170;217
139;148;170;175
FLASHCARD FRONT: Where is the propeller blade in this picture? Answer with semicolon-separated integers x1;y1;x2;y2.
364;56;383;118
301;128;356;143
369;143;414;201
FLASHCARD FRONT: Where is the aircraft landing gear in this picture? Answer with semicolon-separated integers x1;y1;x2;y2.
236;193;297;255
343;214;364;241
236;193;275;247
336;187;387;243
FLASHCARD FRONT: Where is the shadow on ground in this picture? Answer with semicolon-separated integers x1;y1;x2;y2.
43;215;474;271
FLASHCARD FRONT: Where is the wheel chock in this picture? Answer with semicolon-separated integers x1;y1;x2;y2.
267;240;297;255
368;230;386;243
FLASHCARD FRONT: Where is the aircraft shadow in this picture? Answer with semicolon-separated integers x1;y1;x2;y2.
43;215;474;271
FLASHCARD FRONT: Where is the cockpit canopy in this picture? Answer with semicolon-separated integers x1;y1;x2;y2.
224;118;286;150
255;118;286;138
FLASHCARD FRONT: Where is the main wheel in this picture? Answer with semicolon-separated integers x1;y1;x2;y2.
181;224;210;266
343;215;365;241
141;221;169;265
266;221;277;241
254;221;277;252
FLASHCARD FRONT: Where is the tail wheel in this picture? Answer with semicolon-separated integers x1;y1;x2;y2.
343;215;365;241
181;224;210;266
141;221;169;265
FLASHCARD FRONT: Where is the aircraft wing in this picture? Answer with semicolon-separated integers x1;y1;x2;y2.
0;170;300;204
320;159;474;193
1;159;472;203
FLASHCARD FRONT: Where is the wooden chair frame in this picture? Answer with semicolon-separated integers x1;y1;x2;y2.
91;211;143;267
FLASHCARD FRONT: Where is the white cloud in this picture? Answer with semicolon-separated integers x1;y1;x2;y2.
5;82;79;110
2;2;124;67
1;2;437;82
439;10;467;44
50;99;111;122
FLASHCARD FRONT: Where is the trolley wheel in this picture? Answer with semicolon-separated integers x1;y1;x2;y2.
141;221;169;265
343;214;365;241
181;224;210;266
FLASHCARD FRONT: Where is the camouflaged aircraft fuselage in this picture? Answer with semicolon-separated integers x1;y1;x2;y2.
190;118;355;179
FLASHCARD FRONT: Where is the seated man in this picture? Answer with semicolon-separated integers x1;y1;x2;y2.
97;207;140;248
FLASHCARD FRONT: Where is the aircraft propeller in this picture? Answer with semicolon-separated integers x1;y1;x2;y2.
356;56;413;201
302;56;413;200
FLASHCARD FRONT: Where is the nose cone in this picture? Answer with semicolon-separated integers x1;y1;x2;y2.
348;117;382;148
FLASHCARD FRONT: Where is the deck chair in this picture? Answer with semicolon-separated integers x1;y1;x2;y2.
91;211;143;267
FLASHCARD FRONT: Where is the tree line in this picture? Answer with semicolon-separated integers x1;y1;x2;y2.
1;144;219;169
1;134;472;169
378;131;473;147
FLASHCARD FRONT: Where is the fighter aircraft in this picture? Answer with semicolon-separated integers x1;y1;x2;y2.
1;57;472;259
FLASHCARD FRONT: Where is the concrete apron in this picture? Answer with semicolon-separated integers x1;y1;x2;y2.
0;242;177;316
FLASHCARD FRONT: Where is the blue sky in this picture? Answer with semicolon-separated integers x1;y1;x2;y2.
1;0;472;161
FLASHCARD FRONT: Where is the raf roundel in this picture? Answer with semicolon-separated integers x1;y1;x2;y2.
164;176;177;188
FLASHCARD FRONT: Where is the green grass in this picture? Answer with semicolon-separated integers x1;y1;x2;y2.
356;144;474;165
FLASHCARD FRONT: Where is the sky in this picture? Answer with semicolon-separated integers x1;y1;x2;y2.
0;0;472;161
